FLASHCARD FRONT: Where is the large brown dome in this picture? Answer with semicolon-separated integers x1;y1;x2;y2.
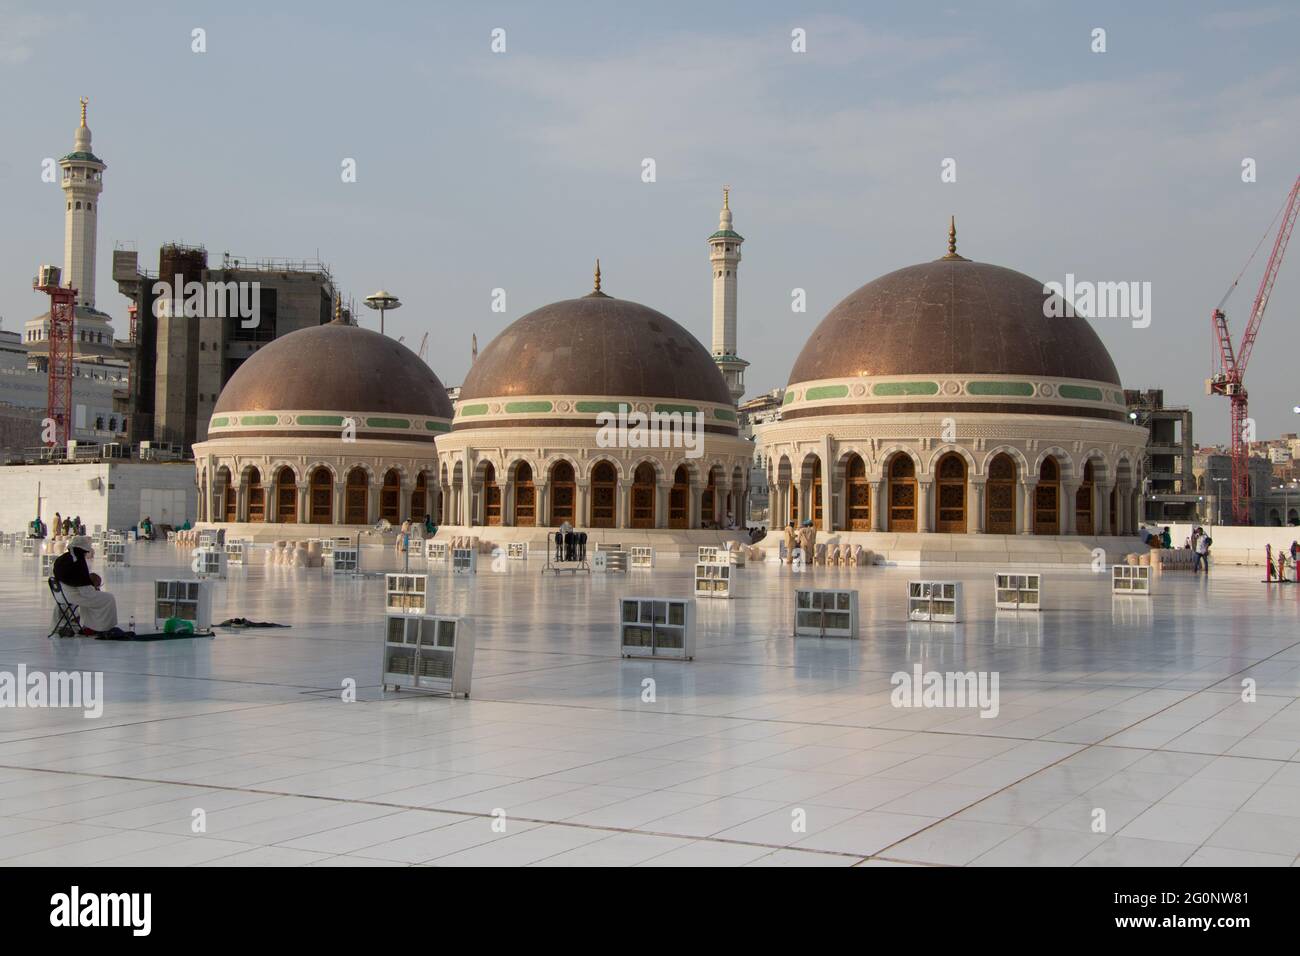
788;258;1121;387
460;292;732;405
213;320;453;419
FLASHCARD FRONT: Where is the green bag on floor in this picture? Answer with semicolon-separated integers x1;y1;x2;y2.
163;618;195;634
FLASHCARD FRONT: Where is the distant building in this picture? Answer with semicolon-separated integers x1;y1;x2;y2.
114;244;339;450
1125;388;1197;524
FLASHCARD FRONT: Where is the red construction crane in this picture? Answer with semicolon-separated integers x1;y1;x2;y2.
32;265;77;450
1208;174;1300;525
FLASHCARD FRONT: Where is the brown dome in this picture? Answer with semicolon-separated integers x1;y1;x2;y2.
461;293;732;405
213;321;453;419
788;258;1121;386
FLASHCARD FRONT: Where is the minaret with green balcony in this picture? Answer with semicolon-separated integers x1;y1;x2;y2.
709;186;748;404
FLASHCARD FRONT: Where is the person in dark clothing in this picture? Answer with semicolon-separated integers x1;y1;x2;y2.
424;513;436;536
52;536;118;633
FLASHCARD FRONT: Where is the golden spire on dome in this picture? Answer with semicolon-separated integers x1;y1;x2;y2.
593;258;602;293
723;185;730;210
942;215;967;260
80;97;88;127
334;293;342;323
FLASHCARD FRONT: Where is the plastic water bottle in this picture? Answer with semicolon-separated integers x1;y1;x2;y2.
128;615;135;634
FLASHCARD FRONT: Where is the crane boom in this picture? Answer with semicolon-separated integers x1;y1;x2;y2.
1208;175;1300;525
1238;175;1300;375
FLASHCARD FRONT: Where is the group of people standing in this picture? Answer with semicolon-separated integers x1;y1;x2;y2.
781;520;817;562
29;512;85;540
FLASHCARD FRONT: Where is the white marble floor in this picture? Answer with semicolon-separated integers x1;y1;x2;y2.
1;542;1298;867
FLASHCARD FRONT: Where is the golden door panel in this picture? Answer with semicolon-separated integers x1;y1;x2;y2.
986;482;1015;534
1035;485;1059;534
889;480;916;532
848;480;871;531
551;485;574;525
935;482;966;533
591;485;615;528
630;487;654;529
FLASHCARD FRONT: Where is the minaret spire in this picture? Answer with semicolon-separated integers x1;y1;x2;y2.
61;97;105;308
594;258;601;293
708;186;748;404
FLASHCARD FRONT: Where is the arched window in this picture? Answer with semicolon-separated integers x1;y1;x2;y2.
702;468;718;527
246;467;265;523
219;466;236;523
887;454;917;532
411;472;428;520
380;469;401;524
669;465;689;528
846;454;871;530
549;461;575;526
630;463;656;529
1076;460;1095;534
276;467;297;523
345;468;368;525
483;463;501;525
1035;458;1060;535
310;467;333;523
986;453;1017;534
590;461;616;528
935;453;967;533
513;463;536;526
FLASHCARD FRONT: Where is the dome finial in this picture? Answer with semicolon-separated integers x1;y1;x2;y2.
594;258;601;293
723;184;730;210
334;293;342;324
941;216;967;260
80;96;88;127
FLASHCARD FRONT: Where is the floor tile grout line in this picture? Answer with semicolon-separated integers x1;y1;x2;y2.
860;634;1300;866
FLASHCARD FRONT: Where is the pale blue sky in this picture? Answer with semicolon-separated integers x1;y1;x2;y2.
1;0;1297;442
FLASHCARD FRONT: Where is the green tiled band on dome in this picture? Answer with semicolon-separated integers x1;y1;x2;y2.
241;415;278;426
805;385;850;401
654;403;699;415
1058;384;1104;401
967;381;1035;397
575;401;626;414
783;391;796;405
366;417;410;429
505;401;553;414
425;421;451;432
210;417;229;428
460;404;490;417
298;415;345;426
713;408;737;421
873;381;939;397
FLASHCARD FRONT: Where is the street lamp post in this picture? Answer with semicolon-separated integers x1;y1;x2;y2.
363;290;401;336
1212;476;1228;526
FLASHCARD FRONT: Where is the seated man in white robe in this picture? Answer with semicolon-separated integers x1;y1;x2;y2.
52;535;119;635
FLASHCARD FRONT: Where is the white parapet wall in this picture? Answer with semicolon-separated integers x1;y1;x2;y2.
1164;523;1300;568
0;461;197;533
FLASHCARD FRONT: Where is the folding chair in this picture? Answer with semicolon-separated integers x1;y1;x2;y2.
47;577;82;638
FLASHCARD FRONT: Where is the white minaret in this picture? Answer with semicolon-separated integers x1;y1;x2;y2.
709;186;748;404
60;97;106;308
